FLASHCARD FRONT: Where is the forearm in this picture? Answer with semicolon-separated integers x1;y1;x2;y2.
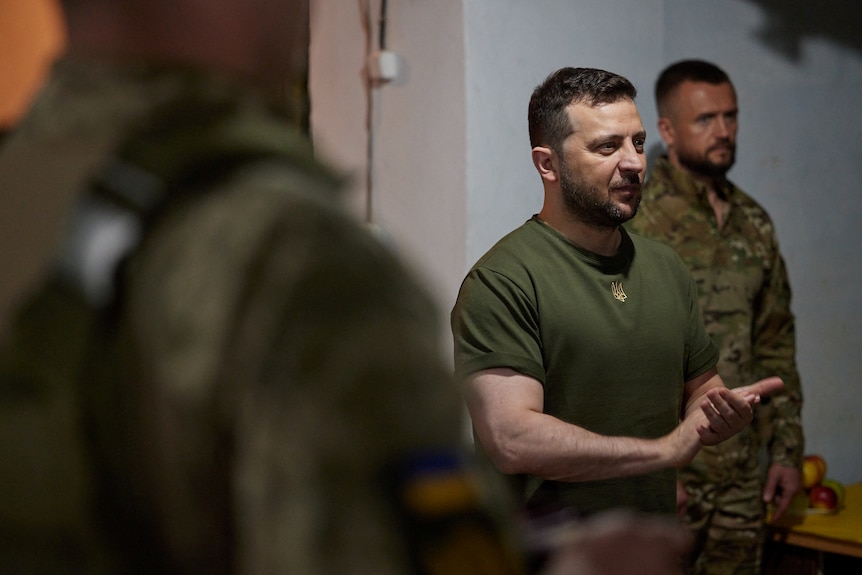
755;344;803;466
753;244;805;465
475;409;689;482
465;368;769;484
763;392;804;467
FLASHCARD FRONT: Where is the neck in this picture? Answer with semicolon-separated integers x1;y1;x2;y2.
667;154;727;195
666;156;729;228
538;209;622;256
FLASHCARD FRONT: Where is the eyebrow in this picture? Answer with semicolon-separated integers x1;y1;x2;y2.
697;108;738;119
585;130;647;147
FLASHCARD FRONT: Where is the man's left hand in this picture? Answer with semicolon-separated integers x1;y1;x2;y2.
763;463;802;521
697;377;783;445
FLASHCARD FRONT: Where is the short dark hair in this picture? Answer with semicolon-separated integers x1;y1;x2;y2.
528;67;637;154
655;59;732;117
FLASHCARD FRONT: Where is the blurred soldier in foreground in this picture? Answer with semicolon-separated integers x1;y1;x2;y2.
0;0;691;573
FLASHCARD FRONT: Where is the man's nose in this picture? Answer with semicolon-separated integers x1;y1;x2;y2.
620;142;644;173
714;117;731;138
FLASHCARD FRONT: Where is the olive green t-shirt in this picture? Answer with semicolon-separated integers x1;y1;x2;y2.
451;216;718;516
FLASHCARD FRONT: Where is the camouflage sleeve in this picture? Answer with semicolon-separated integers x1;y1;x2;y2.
752;233;804;468
226;198;523;575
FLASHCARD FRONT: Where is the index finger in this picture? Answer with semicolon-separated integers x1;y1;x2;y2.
742;376;784;398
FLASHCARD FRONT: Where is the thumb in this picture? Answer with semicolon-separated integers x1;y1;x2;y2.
762;470;777;502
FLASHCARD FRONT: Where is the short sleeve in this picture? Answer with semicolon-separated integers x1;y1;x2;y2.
451;267;546;384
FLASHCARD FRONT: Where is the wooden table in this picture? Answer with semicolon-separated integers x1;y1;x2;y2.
767;482;862;566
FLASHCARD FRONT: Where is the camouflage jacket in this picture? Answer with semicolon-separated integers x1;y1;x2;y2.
628;157;803;473
0;58;521;574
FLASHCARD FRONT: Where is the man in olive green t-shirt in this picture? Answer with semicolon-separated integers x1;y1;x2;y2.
451;67;783;519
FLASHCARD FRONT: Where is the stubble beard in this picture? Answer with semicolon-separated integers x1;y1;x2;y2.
677;142;736;180
560;164;640;229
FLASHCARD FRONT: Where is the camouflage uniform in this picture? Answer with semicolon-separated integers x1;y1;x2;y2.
0;58;522;574
628;157;804;575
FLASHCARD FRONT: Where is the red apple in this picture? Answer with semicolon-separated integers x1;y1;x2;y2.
821;478;846;507
802;455;827;489
809;485;839;510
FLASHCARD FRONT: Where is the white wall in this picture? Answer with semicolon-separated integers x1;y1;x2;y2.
311;0;862;484
660;0;862;486
462;0;664;264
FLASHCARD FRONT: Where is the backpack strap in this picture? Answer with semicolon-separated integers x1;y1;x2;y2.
52;98;339;310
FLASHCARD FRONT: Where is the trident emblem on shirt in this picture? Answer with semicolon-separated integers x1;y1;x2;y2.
611;281;627;302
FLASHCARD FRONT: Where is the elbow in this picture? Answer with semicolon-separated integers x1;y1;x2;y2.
490;450;524;475
479;434;530;475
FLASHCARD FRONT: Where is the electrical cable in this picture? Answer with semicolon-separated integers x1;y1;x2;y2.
361;0;390;224
379;0;388;50
360;0;375;223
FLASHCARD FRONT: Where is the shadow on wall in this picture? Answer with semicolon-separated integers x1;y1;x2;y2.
743;0;862;60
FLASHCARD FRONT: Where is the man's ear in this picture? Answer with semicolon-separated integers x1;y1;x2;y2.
531;146;559;183
657;117;675;146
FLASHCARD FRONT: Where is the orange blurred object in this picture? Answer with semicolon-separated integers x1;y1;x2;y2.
0;0;66;130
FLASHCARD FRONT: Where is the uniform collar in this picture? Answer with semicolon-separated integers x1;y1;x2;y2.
652;156;737;211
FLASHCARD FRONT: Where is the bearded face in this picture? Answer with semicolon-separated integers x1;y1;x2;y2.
664;81;738;181
558;152;642;228
675;132;735;179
